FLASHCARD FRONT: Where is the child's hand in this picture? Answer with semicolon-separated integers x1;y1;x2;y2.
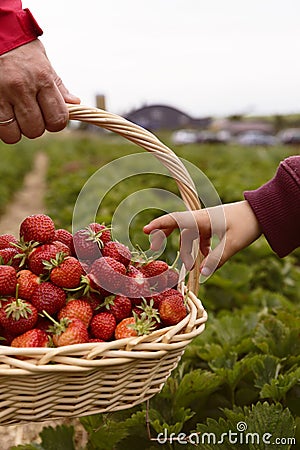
143;200;262;276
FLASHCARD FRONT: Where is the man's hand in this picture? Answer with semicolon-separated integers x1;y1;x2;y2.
0;39;80;143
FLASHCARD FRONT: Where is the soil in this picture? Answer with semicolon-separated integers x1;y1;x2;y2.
0;152;87;448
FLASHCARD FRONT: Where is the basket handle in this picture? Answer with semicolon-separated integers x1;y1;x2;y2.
68;104;202;294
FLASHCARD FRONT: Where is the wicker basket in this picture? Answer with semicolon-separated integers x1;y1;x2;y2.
0;105;207;425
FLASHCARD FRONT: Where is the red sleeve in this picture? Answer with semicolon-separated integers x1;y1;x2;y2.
0;1;43;55
244;156;300;257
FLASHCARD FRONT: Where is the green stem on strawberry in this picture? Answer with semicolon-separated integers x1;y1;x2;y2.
42;310;70;335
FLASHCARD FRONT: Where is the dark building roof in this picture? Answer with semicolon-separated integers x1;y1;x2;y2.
124;104;212;131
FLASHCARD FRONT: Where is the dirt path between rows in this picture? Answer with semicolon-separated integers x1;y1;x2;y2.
0;152;87;448
0;151;48;236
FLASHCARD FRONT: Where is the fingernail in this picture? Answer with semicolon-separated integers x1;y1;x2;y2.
201;266;212;277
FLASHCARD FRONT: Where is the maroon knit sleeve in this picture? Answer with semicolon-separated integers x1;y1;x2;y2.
244;156;300;257
0;1;43;55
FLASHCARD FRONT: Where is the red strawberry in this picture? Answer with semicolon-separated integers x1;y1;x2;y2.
158;291;187;326
90;312;116;341
11;328;49;348
58;299;93;328
0;234;18;250
52;240;72;257
50;317;89;347
0;247;20;269
53;228;74;254
31;282;66;315
89;223;111;244
73;224;110;262
0;297;38;335
114;313;156;339
19;214;55;244
47;254;84;289
114;316;137;339
16;269;40;300
101;241;131;267
140;260;169;292
89;256;126;297
101;294;132;323
123;264;150;299
78;293;103;313
0;265;17;296
0;326;16;346
28;244;58;275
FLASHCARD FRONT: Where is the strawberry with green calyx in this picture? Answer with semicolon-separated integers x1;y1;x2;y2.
28;244;60;276
158;290;187;326
89;312;116;341
10;237;40;268
58;299;93;328
0;265;17;296
100;294;132;323
140;259;169;292
44;311;89;347
0;233;18;250
114;312;157;340
0;286;38;335
63;274;103;299
0;247;20;269
131;245;169;292
136;297;160;327
31;281;66;315
73;223;111;262
19;214;55;244
43;252;83;289
11;328;49;348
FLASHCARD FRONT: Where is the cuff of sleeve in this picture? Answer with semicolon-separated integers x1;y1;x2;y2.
0;8;43;56
244;159;300;257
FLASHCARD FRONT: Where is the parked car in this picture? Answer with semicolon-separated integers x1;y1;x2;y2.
171;129;199;145
235;131;279;146
172;129;229;145
277;128;300;145
196;130;230;144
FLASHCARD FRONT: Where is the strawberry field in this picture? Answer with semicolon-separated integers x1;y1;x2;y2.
0;133;299;449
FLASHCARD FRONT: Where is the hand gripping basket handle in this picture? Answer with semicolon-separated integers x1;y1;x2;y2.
68;104;202;294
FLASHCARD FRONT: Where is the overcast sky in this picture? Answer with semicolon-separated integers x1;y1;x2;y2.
24;0;300;118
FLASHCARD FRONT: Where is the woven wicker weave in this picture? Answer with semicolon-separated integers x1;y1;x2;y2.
0;105;207;425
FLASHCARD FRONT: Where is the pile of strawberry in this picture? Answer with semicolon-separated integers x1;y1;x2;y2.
0;214;188;348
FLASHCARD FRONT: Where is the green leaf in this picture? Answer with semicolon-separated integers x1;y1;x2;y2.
260;367;300;402
194;402;295;450
253;314;300;357
174;369;222;409
39;425;75;450
251;354;281;390
81;415;129;450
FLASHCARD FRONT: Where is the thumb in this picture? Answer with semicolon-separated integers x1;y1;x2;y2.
53;70;81;104
200;238;227;278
